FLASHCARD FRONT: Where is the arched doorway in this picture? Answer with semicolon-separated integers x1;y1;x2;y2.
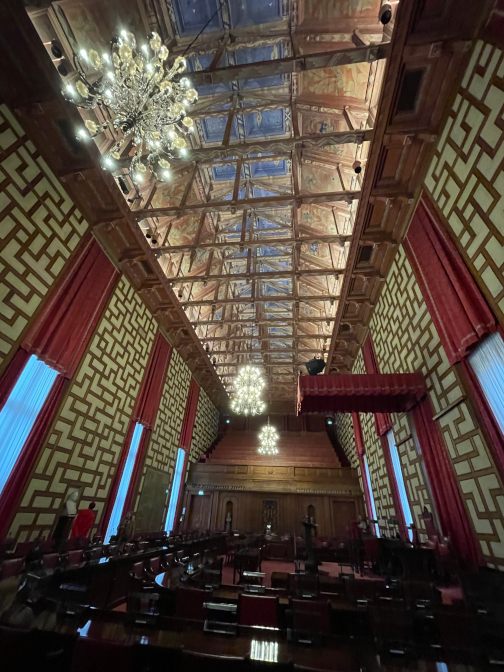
225;500;233;532
307;504;316;524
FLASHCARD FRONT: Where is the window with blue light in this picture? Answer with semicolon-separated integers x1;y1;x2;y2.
0;355;58;498
363;455;380;538
469;332;504;436
165;448;186;533
387;430;414;540
105;423;144;543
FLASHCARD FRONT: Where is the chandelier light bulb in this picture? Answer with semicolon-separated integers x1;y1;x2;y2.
258;421;279;456
63;30;199;187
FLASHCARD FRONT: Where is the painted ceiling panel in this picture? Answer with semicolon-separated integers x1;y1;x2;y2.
302;63;371;100
228;0;283;26
172;0;222;36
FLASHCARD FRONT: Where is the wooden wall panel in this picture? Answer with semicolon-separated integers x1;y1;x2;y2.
205;490;362;539
0;104;88;375
425;40;504;323
9;276;157;541
188;387;219;465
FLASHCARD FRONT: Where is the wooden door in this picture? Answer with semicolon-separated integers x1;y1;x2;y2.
332;500;356;537
189;495;211;530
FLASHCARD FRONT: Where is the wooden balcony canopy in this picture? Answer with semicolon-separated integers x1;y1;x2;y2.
297;373;427;414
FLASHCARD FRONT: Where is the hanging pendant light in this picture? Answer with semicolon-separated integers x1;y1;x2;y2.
230;365;267;416
63;30;197;185
258;419;279;455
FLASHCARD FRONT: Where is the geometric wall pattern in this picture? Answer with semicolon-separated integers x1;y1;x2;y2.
9;276;157;541
134;348;191;518
345;245;504;568
188;387;219;465
425;40;504;324
0;104;88;375
334;413;359;468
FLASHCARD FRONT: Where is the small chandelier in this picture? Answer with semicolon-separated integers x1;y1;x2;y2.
258;420;279;455
63;30;198;185
230;365;266;416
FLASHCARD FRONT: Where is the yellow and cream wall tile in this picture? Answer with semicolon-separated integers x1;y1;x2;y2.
188;388;219;465
9;276;157;541
425;40;504;322
0;105;88;373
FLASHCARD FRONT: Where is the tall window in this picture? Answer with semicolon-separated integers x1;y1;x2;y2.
0;355;58;497
386;430;414;540
105;423;144;543
363;454;380;537
165;448;186;534
469;332;504;435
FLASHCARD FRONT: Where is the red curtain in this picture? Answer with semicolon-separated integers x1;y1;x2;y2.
179;378;200;451
352;412;365;457
412;396;481;569
132;331;172;430
358;455;374;522
0;349;30;413
21;235;118;378
403;196;496;366
362;336;393;436
0;375;66;539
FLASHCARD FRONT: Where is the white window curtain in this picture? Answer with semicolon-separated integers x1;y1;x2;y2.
363;454;380;537
165;448;186;533
468;332;504;435
105;423;144;543
387;429;414;540
0;355;58;498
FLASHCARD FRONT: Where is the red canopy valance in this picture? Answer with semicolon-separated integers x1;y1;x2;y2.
297;373;427;414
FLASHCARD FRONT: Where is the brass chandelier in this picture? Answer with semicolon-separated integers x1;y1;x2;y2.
63;30;198;185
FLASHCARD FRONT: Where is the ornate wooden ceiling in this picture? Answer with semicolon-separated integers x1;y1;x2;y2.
7;0;493;412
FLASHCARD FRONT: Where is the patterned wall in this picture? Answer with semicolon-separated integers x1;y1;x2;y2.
134;348;191;518
188;387;220;465
334;413;359;468
9;277;157;541
425;39;504;323
352;246;504;567
0;104;88;374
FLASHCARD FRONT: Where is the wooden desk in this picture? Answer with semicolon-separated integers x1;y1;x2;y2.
233;548;261;585
271;571;289;589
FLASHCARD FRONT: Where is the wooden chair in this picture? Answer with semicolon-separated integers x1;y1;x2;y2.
291;599;331;641
238;593;279;629
1;557;25;579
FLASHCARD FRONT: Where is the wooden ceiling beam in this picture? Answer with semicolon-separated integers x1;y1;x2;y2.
156;233;351;254
171;268;343;283
188;44;389;86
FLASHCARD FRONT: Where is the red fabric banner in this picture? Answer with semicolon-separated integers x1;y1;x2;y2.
404;195;496;366
358;455;374;522
351;412;365;457
0;348;30;413
180;378;200;450
411;396;481;569
362;336;393;436
297;373;426;414
0;375;66;540
132;331;172;430
21;235;118;378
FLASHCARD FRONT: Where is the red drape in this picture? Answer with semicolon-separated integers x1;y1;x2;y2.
21;235;118;378
0;375;66;539
179;378;200;451
0;349;30;413
358;455;374;522
411;396;481;569
132;331;172;430
362;336;393;436
403;196;496;366
351;412;365;457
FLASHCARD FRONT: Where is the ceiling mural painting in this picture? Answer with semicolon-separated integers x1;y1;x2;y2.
29;0;391;408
